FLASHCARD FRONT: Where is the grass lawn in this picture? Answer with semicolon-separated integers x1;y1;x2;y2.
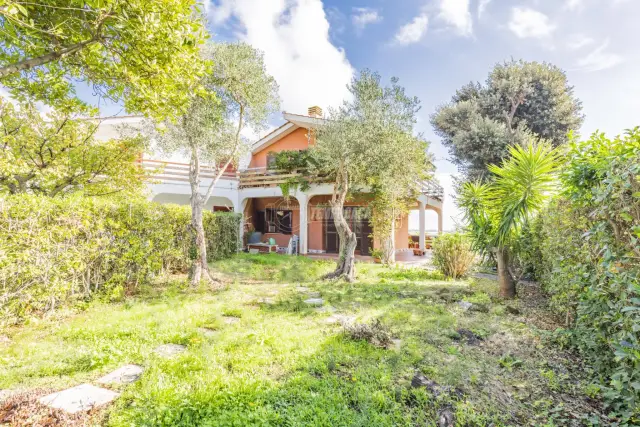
0;254;604;426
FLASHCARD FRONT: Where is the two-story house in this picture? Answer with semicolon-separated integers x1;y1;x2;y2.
96;107;444;257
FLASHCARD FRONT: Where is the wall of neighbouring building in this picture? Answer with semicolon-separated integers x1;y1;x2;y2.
249;128;311;169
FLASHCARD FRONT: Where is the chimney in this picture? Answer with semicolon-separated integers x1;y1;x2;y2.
308;105;322;118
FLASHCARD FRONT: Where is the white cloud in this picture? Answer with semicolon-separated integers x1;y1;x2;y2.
351;7;382;31
209;0;354;114
564;0;584;10
567;33;594;50
577;40;624;72
508;7;555;39
394;14;429;45
439;0;473;36
477;0;492;19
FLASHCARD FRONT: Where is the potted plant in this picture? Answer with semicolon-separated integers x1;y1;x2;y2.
371;249;383;264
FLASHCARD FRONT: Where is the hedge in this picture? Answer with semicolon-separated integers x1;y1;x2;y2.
522;130;640;422
0;195;241;323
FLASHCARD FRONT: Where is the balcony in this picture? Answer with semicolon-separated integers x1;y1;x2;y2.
141;161;444;202
238;168;308;189
141;159;238;183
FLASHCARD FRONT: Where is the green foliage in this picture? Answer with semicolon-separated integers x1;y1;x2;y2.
0;98;147;197
314;70;433;270
0;0;208;119
271;149;317;196
527;129;640;421
0;195;240;323
432;60;582;179
432;233;475;279
459;143;561;254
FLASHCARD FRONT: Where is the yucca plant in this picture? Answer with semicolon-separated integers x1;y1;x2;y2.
458;143;561;298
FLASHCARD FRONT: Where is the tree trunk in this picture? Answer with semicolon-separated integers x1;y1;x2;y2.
496;247;515;298
380;210;396;265
189;193;210;285
188;149;211;286
323;166;357;281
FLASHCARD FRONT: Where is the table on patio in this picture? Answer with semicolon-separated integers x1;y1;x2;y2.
247;243;278;254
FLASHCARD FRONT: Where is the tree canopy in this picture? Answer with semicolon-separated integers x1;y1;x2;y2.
432;60;582;179
0;98;146;197
0;0;208;118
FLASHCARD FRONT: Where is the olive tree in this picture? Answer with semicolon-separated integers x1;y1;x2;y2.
314;70;430;279
148;43;279;285
432;60;582;179
0;0;207;118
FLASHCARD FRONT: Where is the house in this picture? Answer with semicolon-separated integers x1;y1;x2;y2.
95;107;444;256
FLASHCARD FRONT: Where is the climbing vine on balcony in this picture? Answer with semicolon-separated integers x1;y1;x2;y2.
270;149;320;198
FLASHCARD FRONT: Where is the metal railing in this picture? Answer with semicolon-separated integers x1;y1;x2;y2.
420;179;444;201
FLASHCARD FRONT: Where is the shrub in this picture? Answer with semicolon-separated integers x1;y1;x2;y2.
0;195;240;323
527;130;640;421
343;319;393;349
432;233;475;279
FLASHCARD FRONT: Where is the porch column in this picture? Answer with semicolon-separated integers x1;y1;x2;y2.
437;209;443;235
419;201;426;251
298;194;308;255
234;198;247;250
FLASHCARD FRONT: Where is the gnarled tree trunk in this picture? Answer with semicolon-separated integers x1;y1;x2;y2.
496;246;515;298
323;166;357;281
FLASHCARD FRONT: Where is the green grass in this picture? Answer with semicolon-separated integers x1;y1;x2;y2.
0;255;604;426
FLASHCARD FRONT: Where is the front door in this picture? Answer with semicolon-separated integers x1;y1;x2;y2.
324;207;373;255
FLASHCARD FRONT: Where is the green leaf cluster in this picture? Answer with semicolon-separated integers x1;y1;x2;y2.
0;0;208;119
0;195;241;324
0;98;147;197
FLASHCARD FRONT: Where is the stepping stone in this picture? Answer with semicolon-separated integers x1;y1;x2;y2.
222;316;239;324
153;344;186;358
315;305;336;313
391;339;402;351
325;314;356;325
258;297;276;305
97;365;143;385
306;291;321;298
457;301;473;311
304;298;324;306
198;327;217;337
39;384;119;414
296;286;309;292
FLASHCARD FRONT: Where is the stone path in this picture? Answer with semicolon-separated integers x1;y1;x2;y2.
39;384;119;414
222;316;240;324
304;297;324;306
153;344;186;358
97;364;143;385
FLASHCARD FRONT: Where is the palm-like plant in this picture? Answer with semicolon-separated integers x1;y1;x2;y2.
459;142;561;297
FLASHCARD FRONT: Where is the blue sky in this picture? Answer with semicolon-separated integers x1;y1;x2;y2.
205;0;640;230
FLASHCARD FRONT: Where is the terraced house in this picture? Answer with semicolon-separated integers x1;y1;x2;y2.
96;107;444;257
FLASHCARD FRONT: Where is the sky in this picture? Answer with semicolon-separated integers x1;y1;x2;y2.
203;0;640;231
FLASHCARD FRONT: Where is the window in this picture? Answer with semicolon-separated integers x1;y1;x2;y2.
265;208;292;234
